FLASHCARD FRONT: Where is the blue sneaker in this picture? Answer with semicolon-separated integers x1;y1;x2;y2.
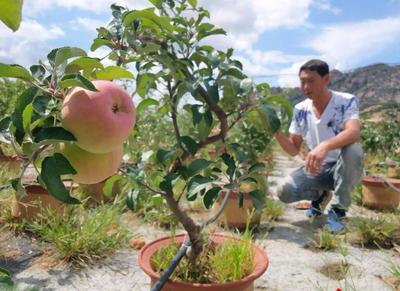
326;208;346;233
306;191;332;218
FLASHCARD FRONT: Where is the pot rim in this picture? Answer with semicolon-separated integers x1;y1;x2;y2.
362;175;400;187
138;233;269;289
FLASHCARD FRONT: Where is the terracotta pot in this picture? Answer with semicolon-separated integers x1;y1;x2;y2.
214;191;262;229
138;233;269;291
387;165;400;179
362;176;400;209
0;155;21;174
80;178;121;204
11;181;79;221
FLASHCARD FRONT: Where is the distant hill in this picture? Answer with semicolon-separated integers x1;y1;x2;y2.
270;63;400;111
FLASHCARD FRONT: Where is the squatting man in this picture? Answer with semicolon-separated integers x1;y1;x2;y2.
274;59;364;232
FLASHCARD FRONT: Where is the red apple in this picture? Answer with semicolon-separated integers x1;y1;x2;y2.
61;80;135;153
57;142;123;184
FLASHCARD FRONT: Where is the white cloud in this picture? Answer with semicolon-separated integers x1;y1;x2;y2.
23;0;148;16
305;17;400;70
70;17;108;32
0;20;64;67
199;0;316;51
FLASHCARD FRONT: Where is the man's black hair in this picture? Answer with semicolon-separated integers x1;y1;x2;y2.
299;59;329;77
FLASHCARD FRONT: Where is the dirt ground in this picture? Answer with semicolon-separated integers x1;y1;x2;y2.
1;153;399;291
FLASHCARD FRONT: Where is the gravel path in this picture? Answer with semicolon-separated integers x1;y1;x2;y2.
1;153;399;291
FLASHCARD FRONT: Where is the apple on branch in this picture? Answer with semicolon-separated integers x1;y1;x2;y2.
61;80;136;154
57;142;123;184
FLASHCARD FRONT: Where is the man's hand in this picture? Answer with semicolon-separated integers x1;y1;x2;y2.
305;143;329;176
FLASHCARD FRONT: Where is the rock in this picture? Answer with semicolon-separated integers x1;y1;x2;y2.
130;237;146;250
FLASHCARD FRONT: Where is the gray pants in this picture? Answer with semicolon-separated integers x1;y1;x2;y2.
277;144;364;211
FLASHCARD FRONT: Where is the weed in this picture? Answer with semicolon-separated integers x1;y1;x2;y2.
311;227;344;251
263;198;285;223
349;216;400;248
351;184;363;207
28;202;129;266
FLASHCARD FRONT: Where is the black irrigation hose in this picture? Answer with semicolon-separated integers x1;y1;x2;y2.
151;189;233;291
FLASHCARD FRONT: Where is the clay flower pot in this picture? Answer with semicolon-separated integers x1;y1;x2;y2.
80;177;121;204
387;164;400;179
362;176;400;209
0;155;21;174
138;233;269;291
214;190;262;229
11;180;79;221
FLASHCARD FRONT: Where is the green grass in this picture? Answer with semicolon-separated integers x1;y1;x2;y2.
263;198;285;223
311;227;344;251
28;202;129;265
349;216;400;248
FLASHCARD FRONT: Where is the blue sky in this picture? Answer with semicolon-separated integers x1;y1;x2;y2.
0;0;399;87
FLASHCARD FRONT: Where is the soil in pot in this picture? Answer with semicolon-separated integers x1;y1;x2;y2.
362;176;400;210
138;233;269;291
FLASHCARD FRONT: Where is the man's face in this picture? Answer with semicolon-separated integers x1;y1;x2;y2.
299;69;329;99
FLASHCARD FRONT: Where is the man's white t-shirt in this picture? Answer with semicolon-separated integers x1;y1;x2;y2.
288;90;360;163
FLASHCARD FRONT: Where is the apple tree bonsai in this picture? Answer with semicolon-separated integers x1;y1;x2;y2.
92;0;290;262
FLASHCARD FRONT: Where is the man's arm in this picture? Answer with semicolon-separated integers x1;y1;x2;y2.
305;119;360;175
275;132;303;156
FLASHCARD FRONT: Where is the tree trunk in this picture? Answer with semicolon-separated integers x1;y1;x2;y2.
164;193;203;257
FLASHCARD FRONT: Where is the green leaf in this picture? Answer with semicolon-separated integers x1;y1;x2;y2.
11;87;38;136
147;0;163;8
197;117;212;142
159;174;178;193
248;162;266;174
191;105;202;126
137;98;159;114
203;186;220;209
188;0;197;8
187;159;212;176
156;149;175;163
30;65;46;80
126;189;139;211
249;190;266;212
65;57;104;74
221;153;236;179
53;153;76;175
22;103;34;131
0;0;23;31
40;156;80;204
90;38;113;51
0;117;11;133
136;73;156;98
0;63;33;81
59;74;98;91
93;66;134;80
180;136;198;155
33;127;76;143
32;95;52;115
267;95;293;122
187;175;213;200
123;8;173;31
103;175;122;198
54;47;87;67
249;103;281;134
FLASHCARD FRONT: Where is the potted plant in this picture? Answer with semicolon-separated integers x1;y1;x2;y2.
88;2;290;290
